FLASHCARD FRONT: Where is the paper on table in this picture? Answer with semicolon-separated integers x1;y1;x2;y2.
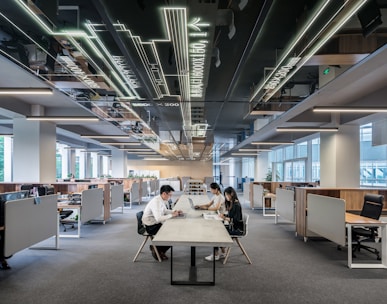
203;213;222;220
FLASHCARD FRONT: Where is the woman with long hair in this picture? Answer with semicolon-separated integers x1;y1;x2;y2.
205;186;243;261
221;186;243;236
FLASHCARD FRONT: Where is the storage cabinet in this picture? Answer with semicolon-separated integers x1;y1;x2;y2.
184;180;205;195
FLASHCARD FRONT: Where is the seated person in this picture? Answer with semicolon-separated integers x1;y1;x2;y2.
195;182;226;213
205;186;244;261
142;185;183;261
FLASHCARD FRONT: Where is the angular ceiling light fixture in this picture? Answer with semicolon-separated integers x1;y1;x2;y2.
276;127;338;132
313;107;387;113
0;88;53;95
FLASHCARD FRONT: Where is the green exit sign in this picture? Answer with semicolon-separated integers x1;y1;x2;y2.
323;67;330;75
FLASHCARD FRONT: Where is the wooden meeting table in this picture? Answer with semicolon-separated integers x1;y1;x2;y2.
152;194;233;285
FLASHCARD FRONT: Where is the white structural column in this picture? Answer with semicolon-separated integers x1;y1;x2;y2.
111;149;128;178
85;152;92;178
320;125;360;187
256;152;269;181
69;149;76;178
13;118;56;183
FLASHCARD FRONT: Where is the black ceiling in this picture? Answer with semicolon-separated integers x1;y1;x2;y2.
1;0;387;160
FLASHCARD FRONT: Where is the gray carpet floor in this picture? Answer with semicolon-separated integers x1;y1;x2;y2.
1;192;387;304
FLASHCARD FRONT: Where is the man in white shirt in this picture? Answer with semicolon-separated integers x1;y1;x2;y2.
142;185;182;260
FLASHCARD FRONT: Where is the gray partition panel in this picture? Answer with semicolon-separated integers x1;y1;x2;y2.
81;188;104;224
111;184;124;210
4;195;57;257
307;194;346;246
252;184;264;208
130;182;140;204
275;188;295;223
141;180;148;197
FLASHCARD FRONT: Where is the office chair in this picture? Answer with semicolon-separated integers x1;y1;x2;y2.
59;209;75;232
223;214;252;265
352;194;384;260
133;211;161;262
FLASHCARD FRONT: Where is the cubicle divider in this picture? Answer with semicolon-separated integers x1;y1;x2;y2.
149;179;158;196
4;195;58;258
129;182;140;208
81;188;104;224
306;194;346;246
140;180;149;199
110;184;124;213
250;184;264;209
275;188;296;224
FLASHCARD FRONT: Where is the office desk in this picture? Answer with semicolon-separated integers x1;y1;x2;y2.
346;212;387;269
307;194;387;269
263;193;276;217
152;195;233;285
58;202;81;238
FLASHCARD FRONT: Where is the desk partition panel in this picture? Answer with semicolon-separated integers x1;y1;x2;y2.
307;194;346;246
4;195;57;257
130;182;140;206
81;188;104;224
275;188;296;224
110;184;124;211
251;184;264;209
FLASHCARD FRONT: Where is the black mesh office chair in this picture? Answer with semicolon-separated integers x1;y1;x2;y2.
352;193;384;260
59;210;74;232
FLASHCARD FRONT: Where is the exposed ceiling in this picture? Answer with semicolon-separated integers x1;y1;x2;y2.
1;0;387;161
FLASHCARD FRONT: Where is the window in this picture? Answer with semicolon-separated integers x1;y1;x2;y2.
360;123;387;186
267;135;318;182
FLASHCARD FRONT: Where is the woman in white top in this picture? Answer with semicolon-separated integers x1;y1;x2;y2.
195;182;225;213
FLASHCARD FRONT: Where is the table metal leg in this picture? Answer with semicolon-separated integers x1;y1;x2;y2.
170;246;215;286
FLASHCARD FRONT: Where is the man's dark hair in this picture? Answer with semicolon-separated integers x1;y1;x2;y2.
160;185;175;194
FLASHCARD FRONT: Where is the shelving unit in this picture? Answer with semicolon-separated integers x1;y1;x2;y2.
184;180;206;195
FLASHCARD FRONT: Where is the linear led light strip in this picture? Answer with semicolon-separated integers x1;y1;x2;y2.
15;0;53;34
164;8;192;144
260;0;367;103
239;149;272;152
164;8;190;102
276;127;338;132
313;107;387;113
251;142;294;145
249;0;333;102
26;116;99;122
